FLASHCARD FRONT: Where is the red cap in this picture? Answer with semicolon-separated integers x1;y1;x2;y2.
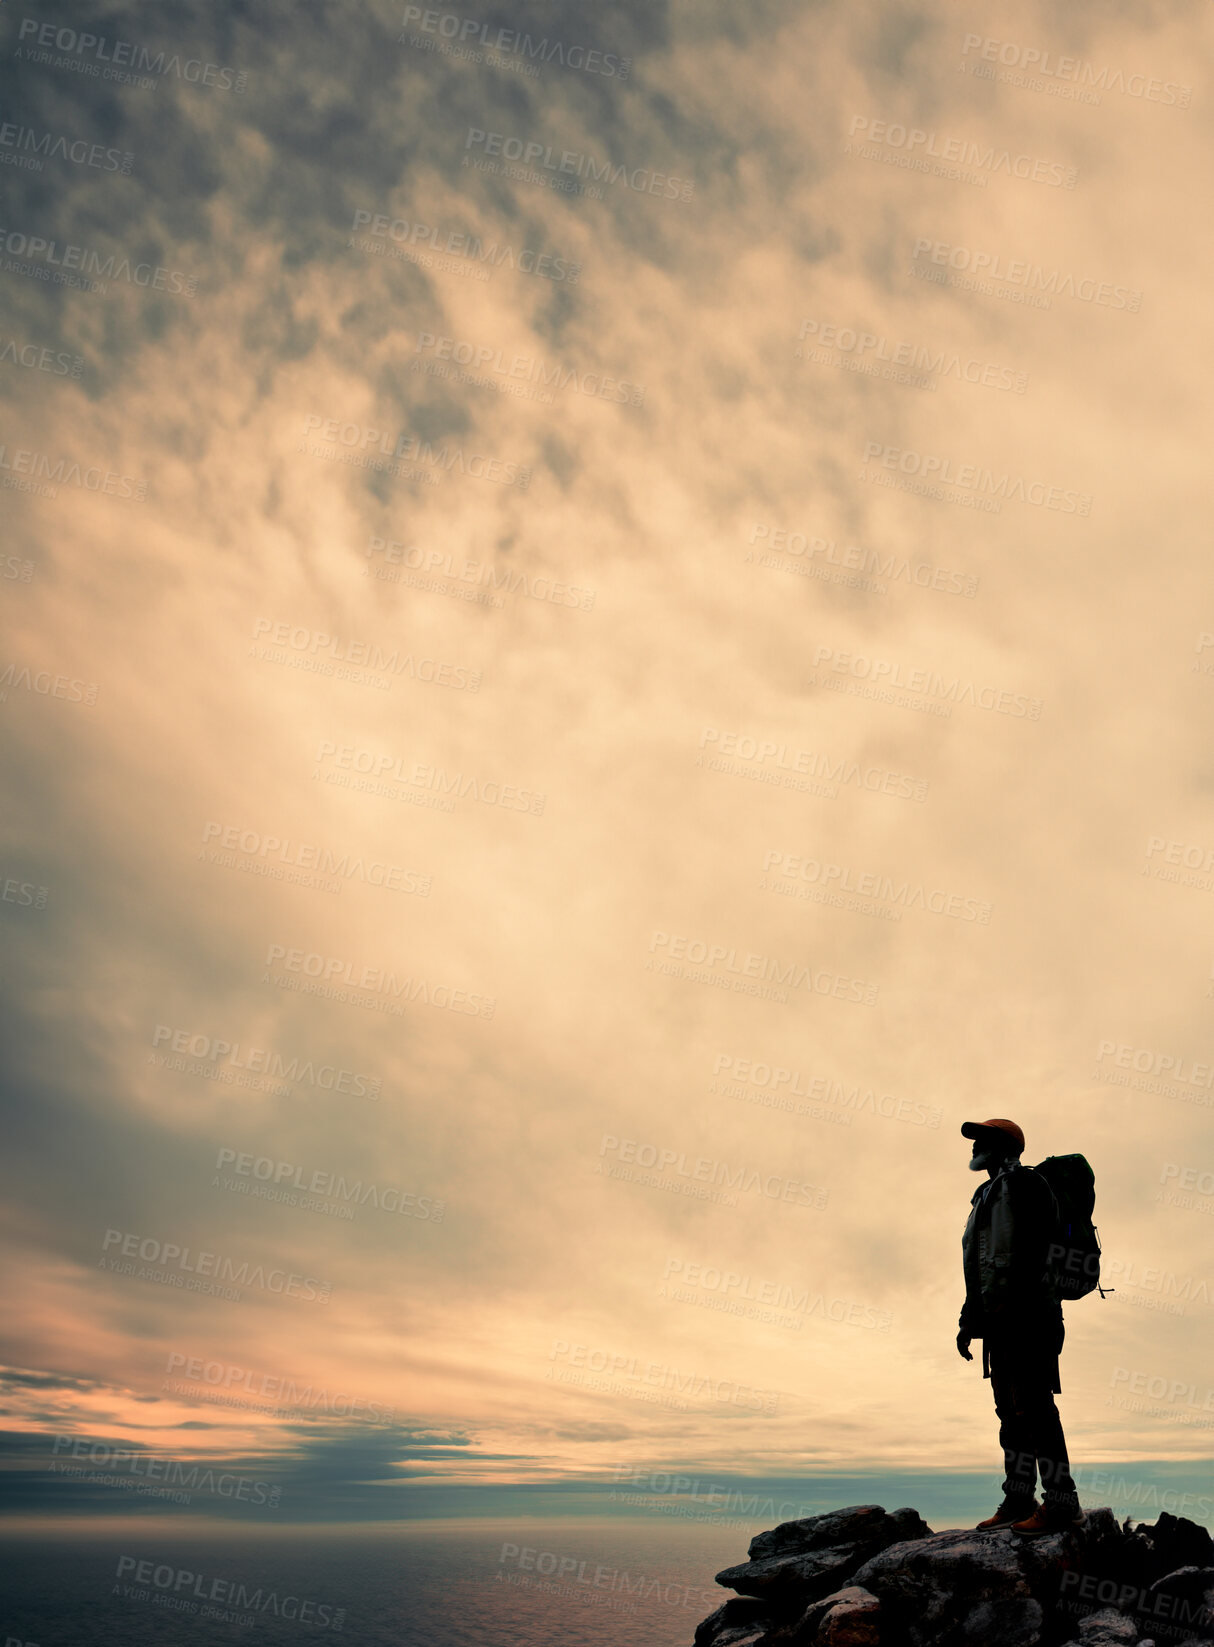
960;1118;1025;1155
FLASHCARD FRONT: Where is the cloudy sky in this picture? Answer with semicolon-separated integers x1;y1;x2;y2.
1;0;1211;1526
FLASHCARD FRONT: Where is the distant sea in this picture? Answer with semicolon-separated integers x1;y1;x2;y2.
0;1519;742;1647
2;1465;1210;1647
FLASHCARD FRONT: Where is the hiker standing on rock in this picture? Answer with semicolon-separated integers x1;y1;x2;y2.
957;1117;1086;1536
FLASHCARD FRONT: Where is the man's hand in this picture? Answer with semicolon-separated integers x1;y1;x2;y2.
956;1330;973;1361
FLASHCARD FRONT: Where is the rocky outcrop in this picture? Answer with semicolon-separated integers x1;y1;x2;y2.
693;1503;1214;1647
851;1526;1043;1645
715;1506;932;1605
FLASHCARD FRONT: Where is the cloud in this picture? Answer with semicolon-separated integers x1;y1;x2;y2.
1;0;1210;1521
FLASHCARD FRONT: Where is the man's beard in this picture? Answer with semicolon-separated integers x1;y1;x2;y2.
968;1151;998;1172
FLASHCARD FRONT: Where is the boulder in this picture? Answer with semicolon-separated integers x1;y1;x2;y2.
694;1596;776;1647
764;1586;884;1646
1075;1605;1138;1640
1143;1515;1214;1579
1144;1566;1214;1641
693;1504;1213;1647
1011;1523;1090;1601
1055;1604;1139;1643
1120;1513;1214;1596
851;1528;1043;1647
817;1588;882;1647
715;1505;932;1605
746;1508;897;1561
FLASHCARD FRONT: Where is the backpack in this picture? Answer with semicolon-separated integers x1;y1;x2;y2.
1033;1154;1112;1301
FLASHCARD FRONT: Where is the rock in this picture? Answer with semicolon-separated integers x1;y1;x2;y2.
851;1528;1043;1646
763;1586;883;1646
694;1505;1213;1647
1121;1513;1214;1596
694;1596;776;1647
1011;1524;1089;1602
818;1588;882;1646
714;1543;878;1609
1145;1566;1214;1640
746;1508;893;1561
1073;1605;1138;1641
1144;1515;1214;1579
715;1505;932;1605
1078;1507;1133;1573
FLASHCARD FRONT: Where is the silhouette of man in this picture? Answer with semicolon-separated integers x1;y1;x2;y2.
956;1118;1084;1535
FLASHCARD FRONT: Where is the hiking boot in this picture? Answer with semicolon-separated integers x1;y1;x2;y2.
976;1497;1037;1529
1011;1501;1086;1536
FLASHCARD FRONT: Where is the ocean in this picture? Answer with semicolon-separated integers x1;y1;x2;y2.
0;1518;745;1647
3;1463;1210;1647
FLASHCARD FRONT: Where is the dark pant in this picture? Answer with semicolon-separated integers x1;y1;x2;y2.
987;1330;1077;1507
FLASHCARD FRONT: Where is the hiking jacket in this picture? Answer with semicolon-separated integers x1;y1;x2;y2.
959;1161;1062;1339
